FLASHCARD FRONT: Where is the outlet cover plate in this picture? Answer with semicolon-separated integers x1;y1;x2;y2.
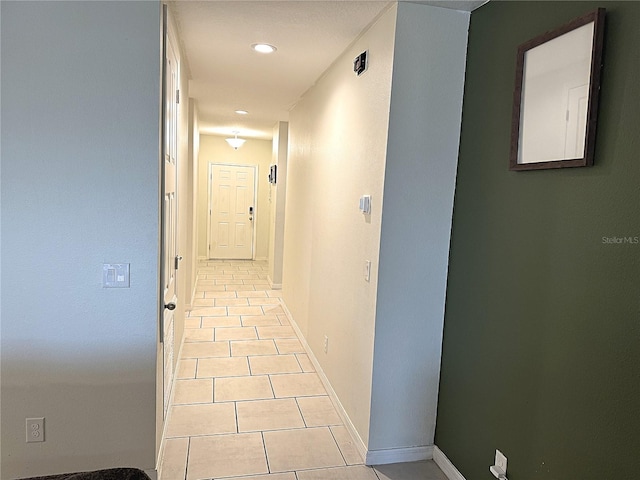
495;450;507;474
26;417;45;443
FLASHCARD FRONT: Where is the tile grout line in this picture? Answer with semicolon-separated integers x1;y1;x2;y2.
267;373;277;400
294;397;309;429
247;354;254;376
327;422;349;467
183;436;191;480
260;431;272;475
234;401;239;434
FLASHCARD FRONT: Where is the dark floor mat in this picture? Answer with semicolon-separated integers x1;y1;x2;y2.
18;467;151;480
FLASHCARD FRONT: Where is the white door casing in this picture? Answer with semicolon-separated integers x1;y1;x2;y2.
208;164;256;259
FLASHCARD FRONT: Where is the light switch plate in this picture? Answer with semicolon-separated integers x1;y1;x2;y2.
364;260;371;282
103;263;130;288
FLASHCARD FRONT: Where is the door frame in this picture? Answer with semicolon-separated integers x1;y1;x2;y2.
156;2;181;467
206;162;258;260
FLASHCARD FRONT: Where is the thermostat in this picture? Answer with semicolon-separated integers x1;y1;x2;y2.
359;195;371;215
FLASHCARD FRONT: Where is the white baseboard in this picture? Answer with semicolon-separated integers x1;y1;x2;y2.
281;302;438;467
144;469;157;480
187;283;198;311
433;445;466;480
366;445;433;466
267;276;282;290
281;303;369;464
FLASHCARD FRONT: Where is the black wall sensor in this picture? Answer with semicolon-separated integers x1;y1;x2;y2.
354;50;368;76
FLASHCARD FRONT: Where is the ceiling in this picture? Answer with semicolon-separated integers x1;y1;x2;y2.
170;1;486;140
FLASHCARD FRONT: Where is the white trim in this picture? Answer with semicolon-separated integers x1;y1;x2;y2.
197;255;207;260
267;276;282;290
206;164;212;260
156;339;186;477
254;256;268;262
187;276;199;310
144;470;157;480
434;445;467;480
281;302;369;464
366;445;433;466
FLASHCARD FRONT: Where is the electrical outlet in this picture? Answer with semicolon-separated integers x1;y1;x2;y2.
26;417;45;443
324;335;329;354
495;449;507;474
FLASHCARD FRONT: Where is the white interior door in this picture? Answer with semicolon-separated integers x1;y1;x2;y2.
564;84;589;159
160;22;180;420
208;164;256;259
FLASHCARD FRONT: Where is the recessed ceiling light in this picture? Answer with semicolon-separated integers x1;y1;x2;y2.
235;110;248;115
252;43;277;54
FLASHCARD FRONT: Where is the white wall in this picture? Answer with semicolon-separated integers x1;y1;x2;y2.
0;1;160;478
368;3;469;454
186;99;200;306
283;4;397;448
197;135;272;260
268;122;288;288
283;2;469;461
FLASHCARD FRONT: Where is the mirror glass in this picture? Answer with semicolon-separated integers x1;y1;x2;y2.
509;9;605;171
519;23;594;164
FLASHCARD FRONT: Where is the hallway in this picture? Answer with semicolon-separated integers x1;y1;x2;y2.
159;260;447;480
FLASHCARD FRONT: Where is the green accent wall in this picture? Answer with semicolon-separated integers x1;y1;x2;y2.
436;2;640;479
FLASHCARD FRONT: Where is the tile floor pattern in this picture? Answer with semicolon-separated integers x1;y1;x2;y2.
160;260;448;480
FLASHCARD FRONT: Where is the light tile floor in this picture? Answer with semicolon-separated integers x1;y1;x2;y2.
160;260;448;480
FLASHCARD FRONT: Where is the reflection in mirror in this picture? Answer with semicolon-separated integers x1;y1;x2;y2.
519;22;594;163
510;9;605;171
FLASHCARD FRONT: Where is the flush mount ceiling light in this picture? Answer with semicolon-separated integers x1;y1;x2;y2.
226;131;246;150
235;110;249;115
251;43;277;54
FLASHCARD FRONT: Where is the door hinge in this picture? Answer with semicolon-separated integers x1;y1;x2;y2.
176;89;180;104
174;255;182;270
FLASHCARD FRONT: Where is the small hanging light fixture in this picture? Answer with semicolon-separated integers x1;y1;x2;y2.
226;131;246;150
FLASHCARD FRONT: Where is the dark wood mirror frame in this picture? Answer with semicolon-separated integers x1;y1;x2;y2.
509;8;606;171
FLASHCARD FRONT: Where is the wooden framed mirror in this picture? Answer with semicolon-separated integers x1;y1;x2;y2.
509;8;606;171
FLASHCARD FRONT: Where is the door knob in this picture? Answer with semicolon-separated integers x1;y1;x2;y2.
164;302;176;311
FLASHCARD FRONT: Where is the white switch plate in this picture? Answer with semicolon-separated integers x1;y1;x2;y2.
364;260;371;282
103;263;130;288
